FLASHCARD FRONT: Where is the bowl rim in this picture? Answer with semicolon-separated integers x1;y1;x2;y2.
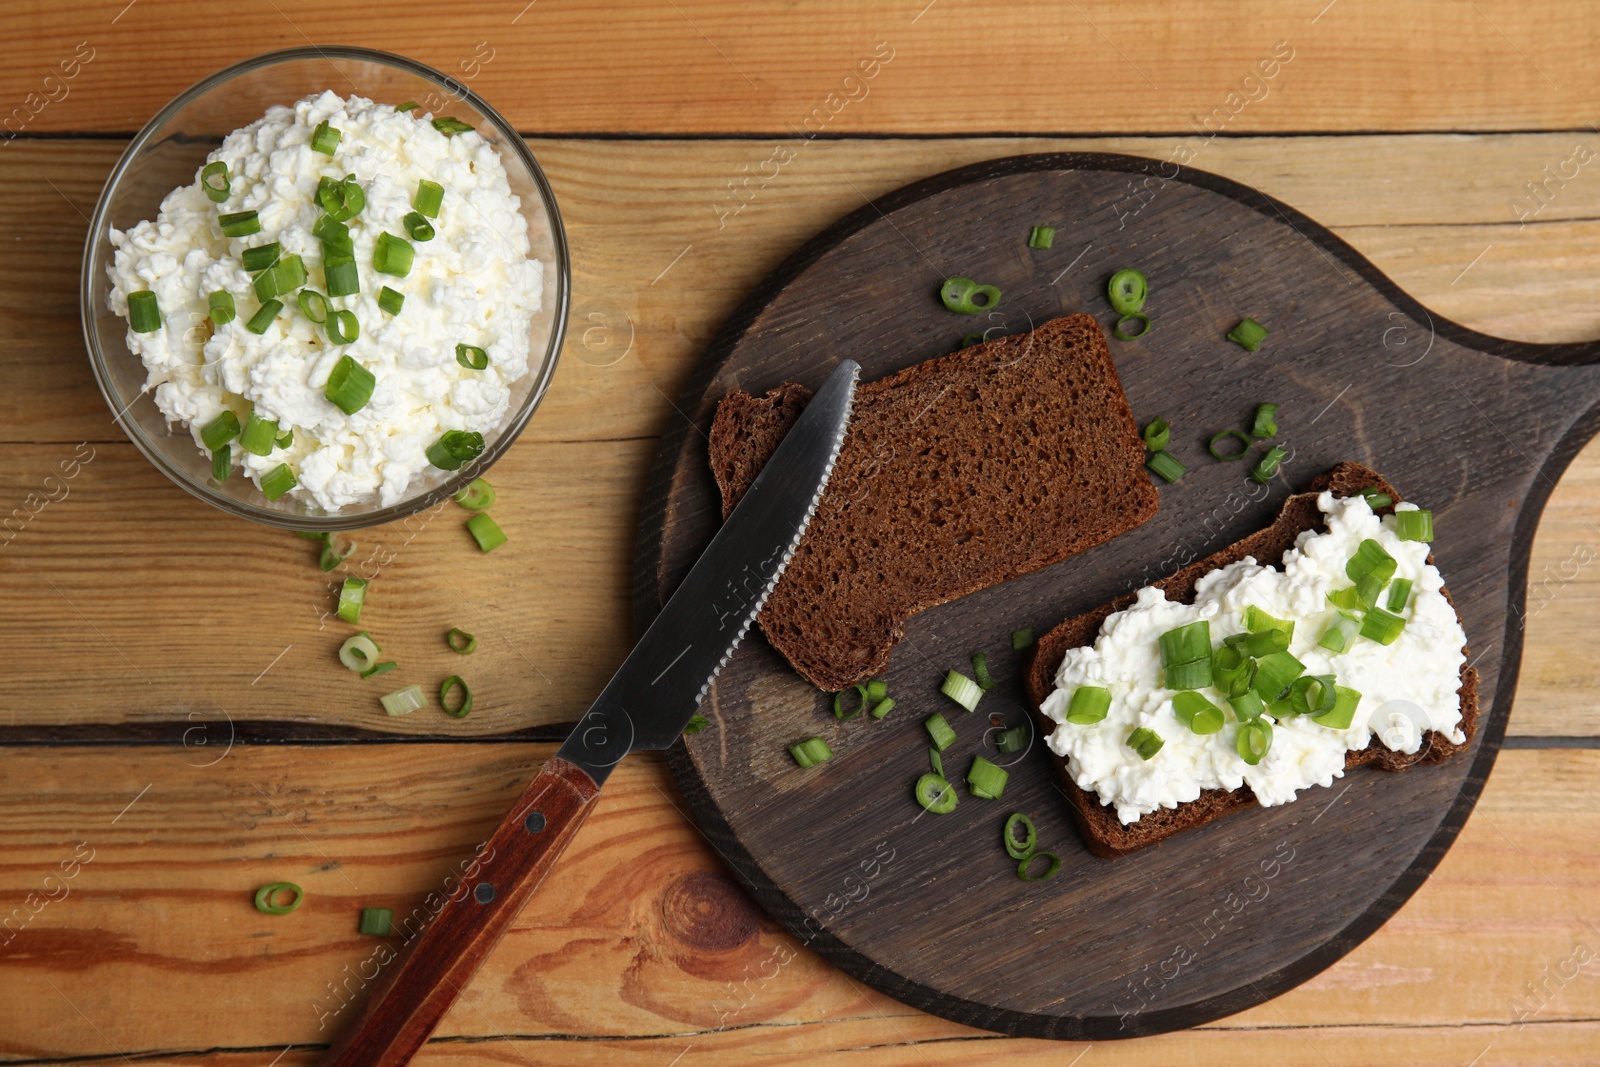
80;45;571;532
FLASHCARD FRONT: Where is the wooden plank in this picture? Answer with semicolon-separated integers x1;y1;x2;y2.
2;746;1595;1059
6;135;1600;738
7;1;1600;135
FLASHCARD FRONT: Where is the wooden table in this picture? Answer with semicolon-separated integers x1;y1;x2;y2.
4;2;1599;1062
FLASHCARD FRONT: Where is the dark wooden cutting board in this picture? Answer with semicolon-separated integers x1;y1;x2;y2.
634;153;1600;1039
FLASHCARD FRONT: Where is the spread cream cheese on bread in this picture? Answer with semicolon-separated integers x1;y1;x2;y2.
1040;492;1467;825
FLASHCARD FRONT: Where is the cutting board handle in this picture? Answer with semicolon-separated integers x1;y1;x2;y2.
323;756;601;1065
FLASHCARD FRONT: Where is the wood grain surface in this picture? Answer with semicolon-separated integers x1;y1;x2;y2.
5;0;1600;1058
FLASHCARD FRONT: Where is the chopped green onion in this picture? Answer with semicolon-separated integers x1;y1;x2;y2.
1287;674;1338;717
200;410;241;451
339;633;381;673
358;907;392;936
1236;719;1273;765
298;289;330;324
381;684;427;717
326;309;360;345
319;537;353;572
310;119;342;156
915;772;957;812
834;684;869;720
1212;644;1251;694
254;882;303;915
1027;225;1055;249
454;478;495;510
1113;313;1151;341
1387;578;1413;612
924;712;957;751
1065;685;1111;724
971;653;994;690
296;531;329;541
361;662;398;679
1248;444;1287;484
414;179;444;217
1127;727;1164;760
1230;689;1265;723
960;333;986;349
1172;691;1225;734
1319;612;1362;654
966;756;1009;800
865;679;887;703
337;578;368;624
394;100;420;113
1313;685;1362;730
127;290;160;333
373;233;414;277
1359;487;1393;509
317;176;365;222
1251;403;1279;439
940;669;983;712
466;512;507;553
1327;586;1365;612
1360;606;1407;645
200;160;230;203
870;698;896;720
447;628;477;654
1018;851;1061;882
208;289;236;325
261;464;296;501
939;276;1001;315
323;253;359;298
1227;317;1268;351
455;343;489;370
1159;621;1211;665
241;242;281;273
683;714;709;736
378;286;405;316
1224;628;1288;658
1346;538;1399;583
1146;449;1186;483
1208;429;1251;461
240;409;279;456
1107;268;1148;315
1142;417;1170;452
929;749;944;777
1004;812;1037;860
1165;657;1214;690
427;430;486;471
211;445;231;482
314;214;353;252
324;355;375;415
790;737;833;768
1243;605;1294;638
1355;573;1386;611
440;675;473;718
995;725;1028;753
245;299;282;335
432;116;475;135
219;210;261;237
1252;650;1306;702
1395;509;1434;542
402;211;435;242
1011;628;1034;651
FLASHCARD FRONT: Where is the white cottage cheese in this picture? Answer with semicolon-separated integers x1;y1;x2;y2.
107;91;544;509
1040;493;1467;825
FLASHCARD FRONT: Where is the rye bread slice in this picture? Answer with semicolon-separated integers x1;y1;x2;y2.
709;314;1160;692
1022;461;1481;859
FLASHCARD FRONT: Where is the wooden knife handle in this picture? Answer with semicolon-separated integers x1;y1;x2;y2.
324;756;602;1065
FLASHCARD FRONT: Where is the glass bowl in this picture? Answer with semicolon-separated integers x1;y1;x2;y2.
81;47;570;531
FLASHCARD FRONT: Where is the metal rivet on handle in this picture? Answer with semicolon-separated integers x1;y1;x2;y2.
524;812;546;833
474;882;496;904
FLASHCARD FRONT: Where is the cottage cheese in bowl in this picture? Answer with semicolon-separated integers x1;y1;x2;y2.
105;91;544;510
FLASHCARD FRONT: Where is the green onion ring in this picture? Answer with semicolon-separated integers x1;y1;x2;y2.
1003;812;1037;860
1113;313;1151;341
1017;851;1061;882
447;627;477;654
1208;429;1252;461
440;675;473;718
254;881;303;915
1106;268;1148;315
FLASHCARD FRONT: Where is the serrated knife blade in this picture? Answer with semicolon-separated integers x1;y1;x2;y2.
325;359;858;1066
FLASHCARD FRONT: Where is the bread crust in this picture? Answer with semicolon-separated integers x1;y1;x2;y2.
1022;461;1481;859
708;314;1161;692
